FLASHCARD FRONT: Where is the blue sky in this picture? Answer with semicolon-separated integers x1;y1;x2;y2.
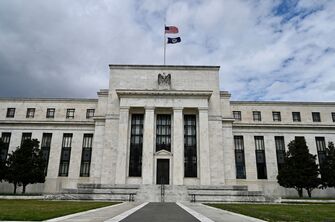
0;0;334;101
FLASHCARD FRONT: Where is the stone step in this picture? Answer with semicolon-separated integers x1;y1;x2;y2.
44;193;134;201
77;183;139;189
188;190;263;196
63;188;138;195
187;185;248;191
193;195;266;202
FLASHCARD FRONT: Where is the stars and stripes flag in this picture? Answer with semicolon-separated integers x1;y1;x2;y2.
165;26;179;34
164;25;181;64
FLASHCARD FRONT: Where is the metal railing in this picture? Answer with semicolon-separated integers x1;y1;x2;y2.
160;177;165;202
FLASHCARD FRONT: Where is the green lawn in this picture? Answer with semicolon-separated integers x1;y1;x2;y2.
0;200;119;221
207;203;335;222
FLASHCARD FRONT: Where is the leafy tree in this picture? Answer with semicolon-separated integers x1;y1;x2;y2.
6;139;46;194
320;142;335;188
277;137;321;198
0;139;7;182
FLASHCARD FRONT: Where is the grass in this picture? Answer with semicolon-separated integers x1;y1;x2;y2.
207;203;335;222
0;199;119;221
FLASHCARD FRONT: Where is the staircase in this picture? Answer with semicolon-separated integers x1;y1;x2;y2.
135;185;189;202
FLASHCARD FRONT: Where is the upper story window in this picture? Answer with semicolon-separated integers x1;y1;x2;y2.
292;112;301;122
6;108;15;118
312;112;321;122
253;111;261;121
46;108;55;118
26;108;35;118
66;109;75;119
272;112;281;122
233;111;242;121
332;112;335;122
86;109;95;119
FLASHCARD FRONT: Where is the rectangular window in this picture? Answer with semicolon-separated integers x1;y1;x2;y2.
59;133;72;176
66;109;75;119
234;136;246;179
80;134;93;177
312;112;321;122
292;112;301;122
272;112;281;122
315;137;326;166
254;136;267;179
46;108;55;118
156;114;171;152
26;108;35;118
233;111;242;121
184;115;197;177
21;132;32;145
0;133;11;161
275;136;285;171
41;133;52;176
253;111;261;121
332;112;335;122
129;114;144;177
86;109;95;119
6;108;15;118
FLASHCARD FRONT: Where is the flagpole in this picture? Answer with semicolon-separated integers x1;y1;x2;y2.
163;23;166;65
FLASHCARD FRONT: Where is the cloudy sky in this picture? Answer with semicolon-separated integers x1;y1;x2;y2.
0;0;334;101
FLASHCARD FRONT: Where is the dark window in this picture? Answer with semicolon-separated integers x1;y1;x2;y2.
184;115;197;177
59;133;72;176
129;114;144;177
86;109;95;119
272;112;281;122
66;109;75;119
21;133;32;145
41;133;52;176
0;133;11;161
312;112;321;122
156;114;171;152
233;111;242;121
275;136;285;171
46;108;55;118
292;112;301;122
26;108;35;118
253;111;261;121
332;112;335;122
234;136;246;179
315;137;326;166
255;136;267;179
6;108;15;118
80;134;93;177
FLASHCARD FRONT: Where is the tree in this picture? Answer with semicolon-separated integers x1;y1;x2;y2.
320;142;335;188
277;137;321;198
6;139;46;194
0;139;7;182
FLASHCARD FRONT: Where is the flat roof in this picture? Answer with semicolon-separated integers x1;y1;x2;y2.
109;64;220;71
231;100;335;106
0;97;98;102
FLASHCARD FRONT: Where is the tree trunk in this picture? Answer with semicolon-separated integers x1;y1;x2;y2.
22;184;26;194
13;182;17;195
297;188;303;198
307;189;312;198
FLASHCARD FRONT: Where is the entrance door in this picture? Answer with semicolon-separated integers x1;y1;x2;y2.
156;159;169;185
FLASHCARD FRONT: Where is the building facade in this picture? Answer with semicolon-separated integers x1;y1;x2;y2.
0;65;335;198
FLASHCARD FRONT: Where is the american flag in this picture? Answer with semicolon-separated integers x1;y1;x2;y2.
165;26;179;34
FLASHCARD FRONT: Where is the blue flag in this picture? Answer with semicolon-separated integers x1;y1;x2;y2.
167;37;181;44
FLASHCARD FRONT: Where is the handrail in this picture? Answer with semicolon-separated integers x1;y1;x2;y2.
160;177;165;202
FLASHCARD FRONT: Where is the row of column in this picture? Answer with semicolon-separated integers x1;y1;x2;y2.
115;106;211;185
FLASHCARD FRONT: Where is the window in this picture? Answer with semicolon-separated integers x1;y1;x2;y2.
21;132;32;145
0;133;11;161
254;136;267;179
332;112;335;122
66;109;75;119
26;108;35;118
292;112;301;122
156;114;171;152
59;133;73;176
275;136;285;171
253;111;261;121
86;109;95;119
233;111;242;121
41;133;52;176
184;115;197;177
129;114;144;177
46;108;55;118
315;137;326;166
272;112;281;122
312;112;321;122
234;136;246;179
80;134;93;177
6;108;15;118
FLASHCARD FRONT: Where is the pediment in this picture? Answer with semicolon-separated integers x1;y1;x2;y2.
154;149;173;156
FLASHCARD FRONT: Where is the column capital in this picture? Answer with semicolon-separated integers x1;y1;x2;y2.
173;107;183;111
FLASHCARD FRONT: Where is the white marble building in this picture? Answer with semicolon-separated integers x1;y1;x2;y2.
0;64;335;199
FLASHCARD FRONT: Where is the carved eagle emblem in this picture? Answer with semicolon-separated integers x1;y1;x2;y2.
158;73;171;86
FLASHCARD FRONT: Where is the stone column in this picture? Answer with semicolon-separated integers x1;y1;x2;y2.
173;107;184;185
198;107;211;185
142;107;155;184
115;106;130;184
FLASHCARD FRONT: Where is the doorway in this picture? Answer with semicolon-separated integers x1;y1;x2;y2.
156;159;169;185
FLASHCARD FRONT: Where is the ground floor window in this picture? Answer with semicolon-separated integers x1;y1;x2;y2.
184;115;197;177
129;114;144;177
41;133;52;176
275;136;285;171
59;133;72;177
0;132;11;161
234;136;246;179
80;134;93;177
255;136;267;179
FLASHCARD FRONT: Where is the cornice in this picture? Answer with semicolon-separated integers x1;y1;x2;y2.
109;64;220;71
115;89;212;99
232;123;335;129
